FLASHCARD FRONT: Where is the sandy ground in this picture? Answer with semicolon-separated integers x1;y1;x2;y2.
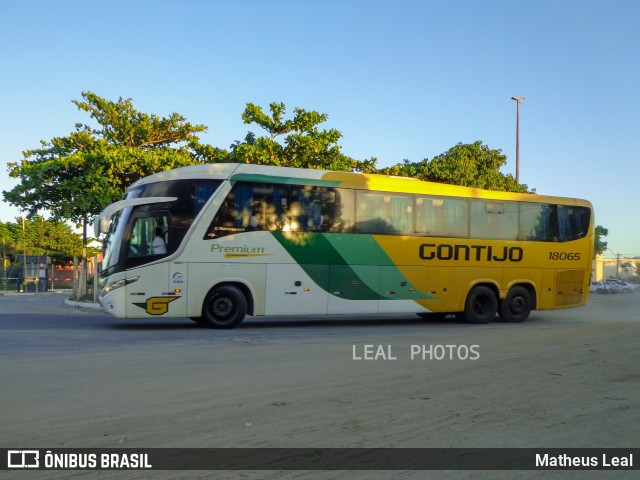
1;293;639;479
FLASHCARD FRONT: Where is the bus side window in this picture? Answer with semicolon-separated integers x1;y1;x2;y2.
470;200;518;240
207;182;291;237
415;196;469;238
288;186;339;232
354;192;413;235
207;184;254;237
325;188;354;233
558;205;590;241
519;203;557;241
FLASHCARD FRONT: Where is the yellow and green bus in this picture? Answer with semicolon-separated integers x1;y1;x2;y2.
95;163;594;328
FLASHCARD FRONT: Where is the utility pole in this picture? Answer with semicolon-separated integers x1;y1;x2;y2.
511;96;524;183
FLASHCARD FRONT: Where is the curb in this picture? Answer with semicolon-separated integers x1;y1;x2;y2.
0;291;70;296
64;298;104;311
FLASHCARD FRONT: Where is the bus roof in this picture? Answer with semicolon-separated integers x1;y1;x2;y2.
128;163;592;208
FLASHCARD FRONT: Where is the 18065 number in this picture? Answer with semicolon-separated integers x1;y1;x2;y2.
548;252;581;260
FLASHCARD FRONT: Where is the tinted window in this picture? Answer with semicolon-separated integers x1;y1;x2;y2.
519;203;557;241
204;180;591;243
415;196;469;238
207;183;354;238
470;200;519;240
330;188;355;233
289;185;350;232
208;183;288;236
558;205;591;241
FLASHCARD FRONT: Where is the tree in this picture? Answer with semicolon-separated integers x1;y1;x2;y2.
3;92;213;224
0;222;19;291
0;221;19;268
378;141;530;193
3;92;213;299
620;262;632;276
0;217;85;264
230;102;377;172
594;225;608;257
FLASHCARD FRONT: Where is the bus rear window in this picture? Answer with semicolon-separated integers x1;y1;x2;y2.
558;205;591;241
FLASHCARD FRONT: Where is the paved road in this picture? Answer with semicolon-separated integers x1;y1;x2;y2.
1;292;639;479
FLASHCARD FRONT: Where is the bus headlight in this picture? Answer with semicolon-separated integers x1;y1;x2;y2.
102;276;140;295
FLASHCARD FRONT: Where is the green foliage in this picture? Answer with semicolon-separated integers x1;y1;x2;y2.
594;225;608;257
0;222;19;264
4;95;533;233
620;262;632;275
3;92;212;224
230;102;377;172
378;141;530;193
72;92;206;149
0;217;85;264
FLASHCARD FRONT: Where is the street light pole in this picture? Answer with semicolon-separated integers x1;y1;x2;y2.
511;96;524;183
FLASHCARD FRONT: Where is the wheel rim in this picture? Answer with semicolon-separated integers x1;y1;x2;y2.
211;295;233;319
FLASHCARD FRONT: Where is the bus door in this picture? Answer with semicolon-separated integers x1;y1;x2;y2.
123;211;174;318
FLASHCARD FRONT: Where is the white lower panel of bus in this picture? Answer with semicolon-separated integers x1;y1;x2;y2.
264;264;429;316
378;299;430;314
265;264;329;315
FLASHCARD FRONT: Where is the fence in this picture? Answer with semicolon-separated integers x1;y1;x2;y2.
0;266;76;292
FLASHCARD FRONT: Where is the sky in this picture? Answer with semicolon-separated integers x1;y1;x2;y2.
1;0;639;257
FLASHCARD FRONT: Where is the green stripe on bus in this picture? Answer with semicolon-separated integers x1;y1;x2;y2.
230;174;341;188
271;231;346;265
272;232;430;301
325;234;394;266
271;231;382;300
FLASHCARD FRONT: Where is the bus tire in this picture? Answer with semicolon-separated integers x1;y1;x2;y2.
499;286;532;323
462;285;497;324
202;285;247;329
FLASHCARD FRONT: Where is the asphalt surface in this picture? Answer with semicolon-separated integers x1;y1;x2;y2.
1;292;639;480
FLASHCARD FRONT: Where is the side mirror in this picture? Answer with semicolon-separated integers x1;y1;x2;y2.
100;216;110;234
93;215;110;237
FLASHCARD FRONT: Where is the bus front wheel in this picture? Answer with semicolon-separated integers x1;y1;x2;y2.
462;285;498;324
499;286;532;323
202;285;247;329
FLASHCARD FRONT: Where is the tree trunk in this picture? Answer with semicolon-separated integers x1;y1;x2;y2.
78;220;88;300
72;256;79;300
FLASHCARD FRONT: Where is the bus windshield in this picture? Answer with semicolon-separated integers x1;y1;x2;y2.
100;179;222;277
101;207;132;277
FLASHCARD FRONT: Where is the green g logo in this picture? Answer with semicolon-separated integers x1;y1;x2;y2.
133;297;179;315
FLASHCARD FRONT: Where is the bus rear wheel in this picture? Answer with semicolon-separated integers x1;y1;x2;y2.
499;286;532;323
462;285;498;324
202;285;247;329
